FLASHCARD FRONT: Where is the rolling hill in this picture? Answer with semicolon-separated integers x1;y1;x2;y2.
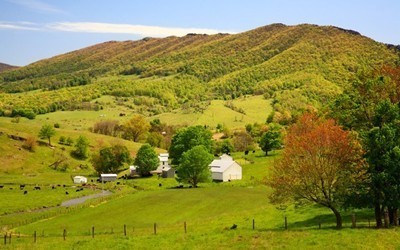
0;63;18;73
0;23;399;122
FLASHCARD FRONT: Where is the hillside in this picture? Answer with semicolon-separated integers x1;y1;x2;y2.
0;23;399;122
0;63;18;73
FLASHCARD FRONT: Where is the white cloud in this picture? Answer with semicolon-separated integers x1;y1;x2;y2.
46;22;235;37
7;0;65;13
0;21;40;31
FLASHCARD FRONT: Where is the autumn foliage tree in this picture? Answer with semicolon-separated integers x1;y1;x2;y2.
269;113;366;229
123;115;150;142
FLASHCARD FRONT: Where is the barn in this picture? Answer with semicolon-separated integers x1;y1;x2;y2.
73;176;87;184
209;154;242;182
100;173;118;182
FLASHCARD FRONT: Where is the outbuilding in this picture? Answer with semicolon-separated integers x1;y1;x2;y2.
100;173;118;182
73;176;87;184
209;154;242;182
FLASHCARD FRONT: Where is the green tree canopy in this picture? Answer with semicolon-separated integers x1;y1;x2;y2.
38;124;56;146
123;114;150;142
259;123;283;156
169;125;213;164
72;136;90;159
175;145;214;187
92;144;131;174
134;144;159;177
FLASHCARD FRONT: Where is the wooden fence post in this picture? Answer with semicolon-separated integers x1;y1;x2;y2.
351;213;356;228
124;224;127;236
4;233;6;245
154;223;157;235
318;216;321;229
8;233;11;244
63;229;66;241
284;216;288;230
92;226;95;238
34;231;36;243
253;219;255;230
184;221;187;234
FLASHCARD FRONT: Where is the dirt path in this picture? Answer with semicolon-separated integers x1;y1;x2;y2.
61;190;112;207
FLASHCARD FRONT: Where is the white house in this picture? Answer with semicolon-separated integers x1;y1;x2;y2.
100;173;118;182
152;153;174;178
129;166;137;176
209;154;242;182
73;176;87;184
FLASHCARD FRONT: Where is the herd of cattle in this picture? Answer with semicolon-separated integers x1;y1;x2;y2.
0;183;96;195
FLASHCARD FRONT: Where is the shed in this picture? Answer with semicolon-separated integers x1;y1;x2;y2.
73;176;87;184
129;166;137;176
159;153;169;166
162;166;175;178
100;173;118;182
209;154;242;182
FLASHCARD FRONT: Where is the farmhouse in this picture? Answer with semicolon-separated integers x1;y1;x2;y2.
153;153;175;178
73;176;87;184
100;173;118;182
209;154;242;182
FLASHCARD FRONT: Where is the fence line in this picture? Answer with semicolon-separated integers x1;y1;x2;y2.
2;216;385;246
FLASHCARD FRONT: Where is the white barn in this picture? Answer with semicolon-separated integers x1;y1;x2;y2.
73;176;87;184
100;173;118;182
209;154;242;182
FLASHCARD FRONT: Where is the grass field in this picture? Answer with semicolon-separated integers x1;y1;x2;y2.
154;96;273;128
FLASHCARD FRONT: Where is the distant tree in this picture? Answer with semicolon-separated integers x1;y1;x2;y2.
259;123;282;156
134;144;159;177
72;136;90;159
58;136;66;145
269;113;366;229
92;144;131;174
232;129;254;152
169;125;213;164
176;145;214;187
123;115;150;142
146;132;163;148
215;139;234;155
66;137;74;146
38;124;56;146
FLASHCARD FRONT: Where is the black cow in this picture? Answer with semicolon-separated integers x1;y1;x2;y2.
65;191;69;195
20;184;25;190
23;190;28;195
34;186;41;190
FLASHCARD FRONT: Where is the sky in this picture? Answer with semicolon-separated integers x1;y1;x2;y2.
0;0;399;66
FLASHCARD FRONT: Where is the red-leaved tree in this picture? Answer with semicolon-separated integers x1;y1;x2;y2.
269;113;366;229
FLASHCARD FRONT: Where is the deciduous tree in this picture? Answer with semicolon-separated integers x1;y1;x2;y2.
169;125;213;164
123;115;150;142
92;144;131;174
259;123;282;156
134;144;159;177
269;113;366;229
175;145;214;187
38;124;56;146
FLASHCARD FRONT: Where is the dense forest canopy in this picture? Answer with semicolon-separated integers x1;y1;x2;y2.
0;23;399;121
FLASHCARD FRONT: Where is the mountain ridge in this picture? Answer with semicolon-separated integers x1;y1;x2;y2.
0;23;398;122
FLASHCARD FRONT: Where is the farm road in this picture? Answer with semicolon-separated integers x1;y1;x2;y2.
61;190;112;207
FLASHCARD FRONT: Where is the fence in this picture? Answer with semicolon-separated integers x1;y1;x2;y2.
1;214;383;246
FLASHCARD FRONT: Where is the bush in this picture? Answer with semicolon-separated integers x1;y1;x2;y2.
54;123;60;128
23;136;37;152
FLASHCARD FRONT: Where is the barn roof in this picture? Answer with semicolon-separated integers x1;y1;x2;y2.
209;154;238;173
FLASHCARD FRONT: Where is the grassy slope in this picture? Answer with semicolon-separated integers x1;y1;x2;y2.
154;95;272;128
4;151;398;249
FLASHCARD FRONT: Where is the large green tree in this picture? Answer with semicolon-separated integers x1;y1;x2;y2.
134;144;159;177
169;125;213;164
331;66;400;228
175;145;214;188
38;124;56;146
72;136;90;159
259;123;282;156
92;144;131;174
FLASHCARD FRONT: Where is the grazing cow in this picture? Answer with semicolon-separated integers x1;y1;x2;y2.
0;185;3;189
65;191;69;195
20;184;25;190
34;186;41;190
23;190;28;195
76;189;80;192
9;187;13;190
63;184;66;188
117;182;120;185
159;183;162;187
52;186;56;189
230;224;237;230
57;184;61;187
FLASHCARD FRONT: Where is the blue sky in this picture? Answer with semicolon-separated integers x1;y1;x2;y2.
1;0;399;66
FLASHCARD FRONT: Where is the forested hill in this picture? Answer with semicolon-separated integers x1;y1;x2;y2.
0;23;399;121
0;63;18;73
